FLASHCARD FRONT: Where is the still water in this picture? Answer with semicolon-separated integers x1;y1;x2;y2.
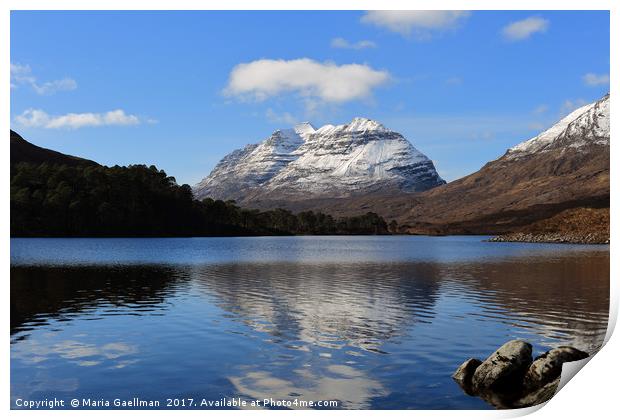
10;236;609;409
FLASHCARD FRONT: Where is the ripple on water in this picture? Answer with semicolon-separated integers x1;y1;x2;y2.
10;239;609;409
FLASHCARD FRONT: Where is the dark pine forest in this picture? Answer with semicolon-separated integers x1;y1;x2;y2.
10;131;390;237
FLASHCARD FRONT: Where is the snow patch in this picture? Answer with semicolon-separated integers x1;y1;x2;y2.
507;94;609;159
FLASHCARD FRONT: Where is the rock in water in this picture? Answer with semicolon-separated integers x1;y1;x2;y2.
514;377;561;408
452;358;482;393
454;341;589;409
523;346;589;390
472;340;533;392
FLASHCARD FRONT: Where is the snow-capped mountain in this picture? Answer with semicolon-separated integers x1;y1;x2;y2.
193;123;313;201
370;93;610;233
506;94;609;159
193;117;445;202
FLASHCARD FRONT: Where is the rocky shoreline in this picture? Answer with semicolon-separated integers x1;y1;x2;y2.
487;207;609;245
488;232;609;245
452;340;589;409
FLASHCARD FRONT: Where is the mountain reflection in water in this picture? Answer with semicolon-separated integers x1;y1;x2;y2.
10;239;609;409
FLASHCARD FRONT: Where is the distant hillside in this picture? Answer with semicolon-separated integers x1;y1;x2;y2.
10;130;98;167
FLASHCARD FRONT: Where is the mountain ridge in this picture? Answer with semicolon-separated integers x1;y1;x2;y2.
10;130;98;167
193;117;445;203
344;93;611;235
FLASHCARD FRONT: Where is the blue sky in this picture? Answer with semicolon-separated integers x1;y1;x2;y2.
10;10;609;184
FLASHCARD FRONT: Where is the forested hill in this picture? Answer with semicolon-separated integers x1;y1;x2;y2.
10;130;98;167
10;131;390;237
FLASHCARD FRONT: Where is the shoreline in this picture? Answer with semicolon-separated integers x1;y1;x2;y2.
10;233;610;245
488;232;609;245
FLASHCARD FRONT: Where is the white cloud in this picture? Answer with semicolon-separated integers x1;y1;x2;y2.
31;78;78;95
10;62;77;95
361;11;470;37
15;108;142;129
101;109;141;126
15;109;50;127
10;63;33;81
224;58;390;104
331;37;377;50
10;63;35;90
582;73;610;86
502;17;549;41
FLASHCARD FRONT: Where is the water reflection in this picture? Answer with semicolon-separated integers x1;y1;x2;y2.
191;263;442;353
11;265;188;341
10;247;609;409
13;339;138;368
229;365;387;410
441;254;610;352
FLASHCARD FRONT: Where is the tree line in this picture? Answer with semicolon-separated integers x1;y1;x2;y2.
11;162;392;237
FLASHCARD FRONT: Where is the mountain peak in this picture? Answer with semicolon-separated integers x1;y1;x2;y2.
293;122;316;137
270;122;316;144
507;93;609;159
193;117;444;202
313;117;388;137
346;117;387;133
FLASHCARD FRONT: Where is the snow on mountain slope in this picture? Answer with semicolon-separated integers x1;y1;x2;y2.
193;117;445;201
507;94;609;159
264;118;443;196
193;124;313;201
